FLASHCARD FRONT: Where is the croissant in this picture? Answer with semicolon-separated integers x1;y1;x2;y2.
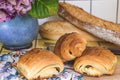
74;47;117;77
17;48;64;80
54;32;87;62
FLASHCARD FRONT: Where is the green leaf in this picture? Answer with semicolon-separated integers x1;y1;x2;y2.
29;0;59;18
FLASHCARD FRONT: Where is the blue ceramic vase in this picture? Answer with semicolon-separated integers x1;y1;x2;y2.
0;15;39;50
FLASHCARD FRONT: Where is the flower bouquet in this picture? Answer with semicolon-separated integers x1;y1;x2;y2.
0;0;58;22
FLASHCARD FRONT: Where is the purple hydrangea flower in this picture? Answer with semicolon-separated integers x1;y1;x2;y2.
0;0;33;22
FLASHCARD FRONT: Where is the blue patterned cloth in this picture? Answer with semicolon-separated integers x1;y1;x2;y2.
0;50;83;80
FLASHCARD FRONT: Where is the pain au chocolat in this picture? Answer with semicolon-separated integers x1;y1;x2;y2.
54;32;87;62
74;47;117;77
17;48;64;80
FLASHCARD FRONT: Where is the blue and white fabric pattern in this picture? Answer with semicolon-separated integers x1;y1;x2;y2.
0;50;83;80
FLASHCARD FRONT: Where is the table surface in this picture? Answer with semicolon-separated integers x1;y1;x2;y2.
0;39;120;80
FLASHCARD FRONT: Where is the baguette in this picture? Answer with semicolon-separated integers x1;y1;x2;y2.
58;2;120;46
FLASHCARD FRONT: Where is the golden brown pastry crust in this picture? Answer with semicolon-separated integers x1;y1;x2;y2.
74;47;117;77
39;20;79;40
17;48;64;80
59;2;120;32
54;32;87;62
58;2;120;46
39;21;102;41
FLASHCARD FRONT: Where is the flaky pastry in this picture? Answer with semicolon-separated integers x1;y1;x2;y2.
17;48;64;80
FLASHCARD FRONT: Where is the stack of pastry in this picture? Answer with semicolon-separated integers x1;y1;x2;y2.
54;32;117;77
17;33;117;79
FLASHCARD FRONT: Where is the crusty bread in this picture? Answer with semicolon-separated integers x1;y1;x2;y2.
74;47;117;77
17;48;64;80
54;32;87;62
39;21;103;41
58;2;120;46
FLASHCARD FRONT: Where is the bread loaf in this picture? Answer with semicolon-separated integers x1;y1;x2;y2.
39;21;102;41
58;2;120;46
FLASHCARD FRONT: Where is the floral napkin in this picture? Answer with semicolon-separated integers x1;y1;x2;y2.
0;50;83;80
